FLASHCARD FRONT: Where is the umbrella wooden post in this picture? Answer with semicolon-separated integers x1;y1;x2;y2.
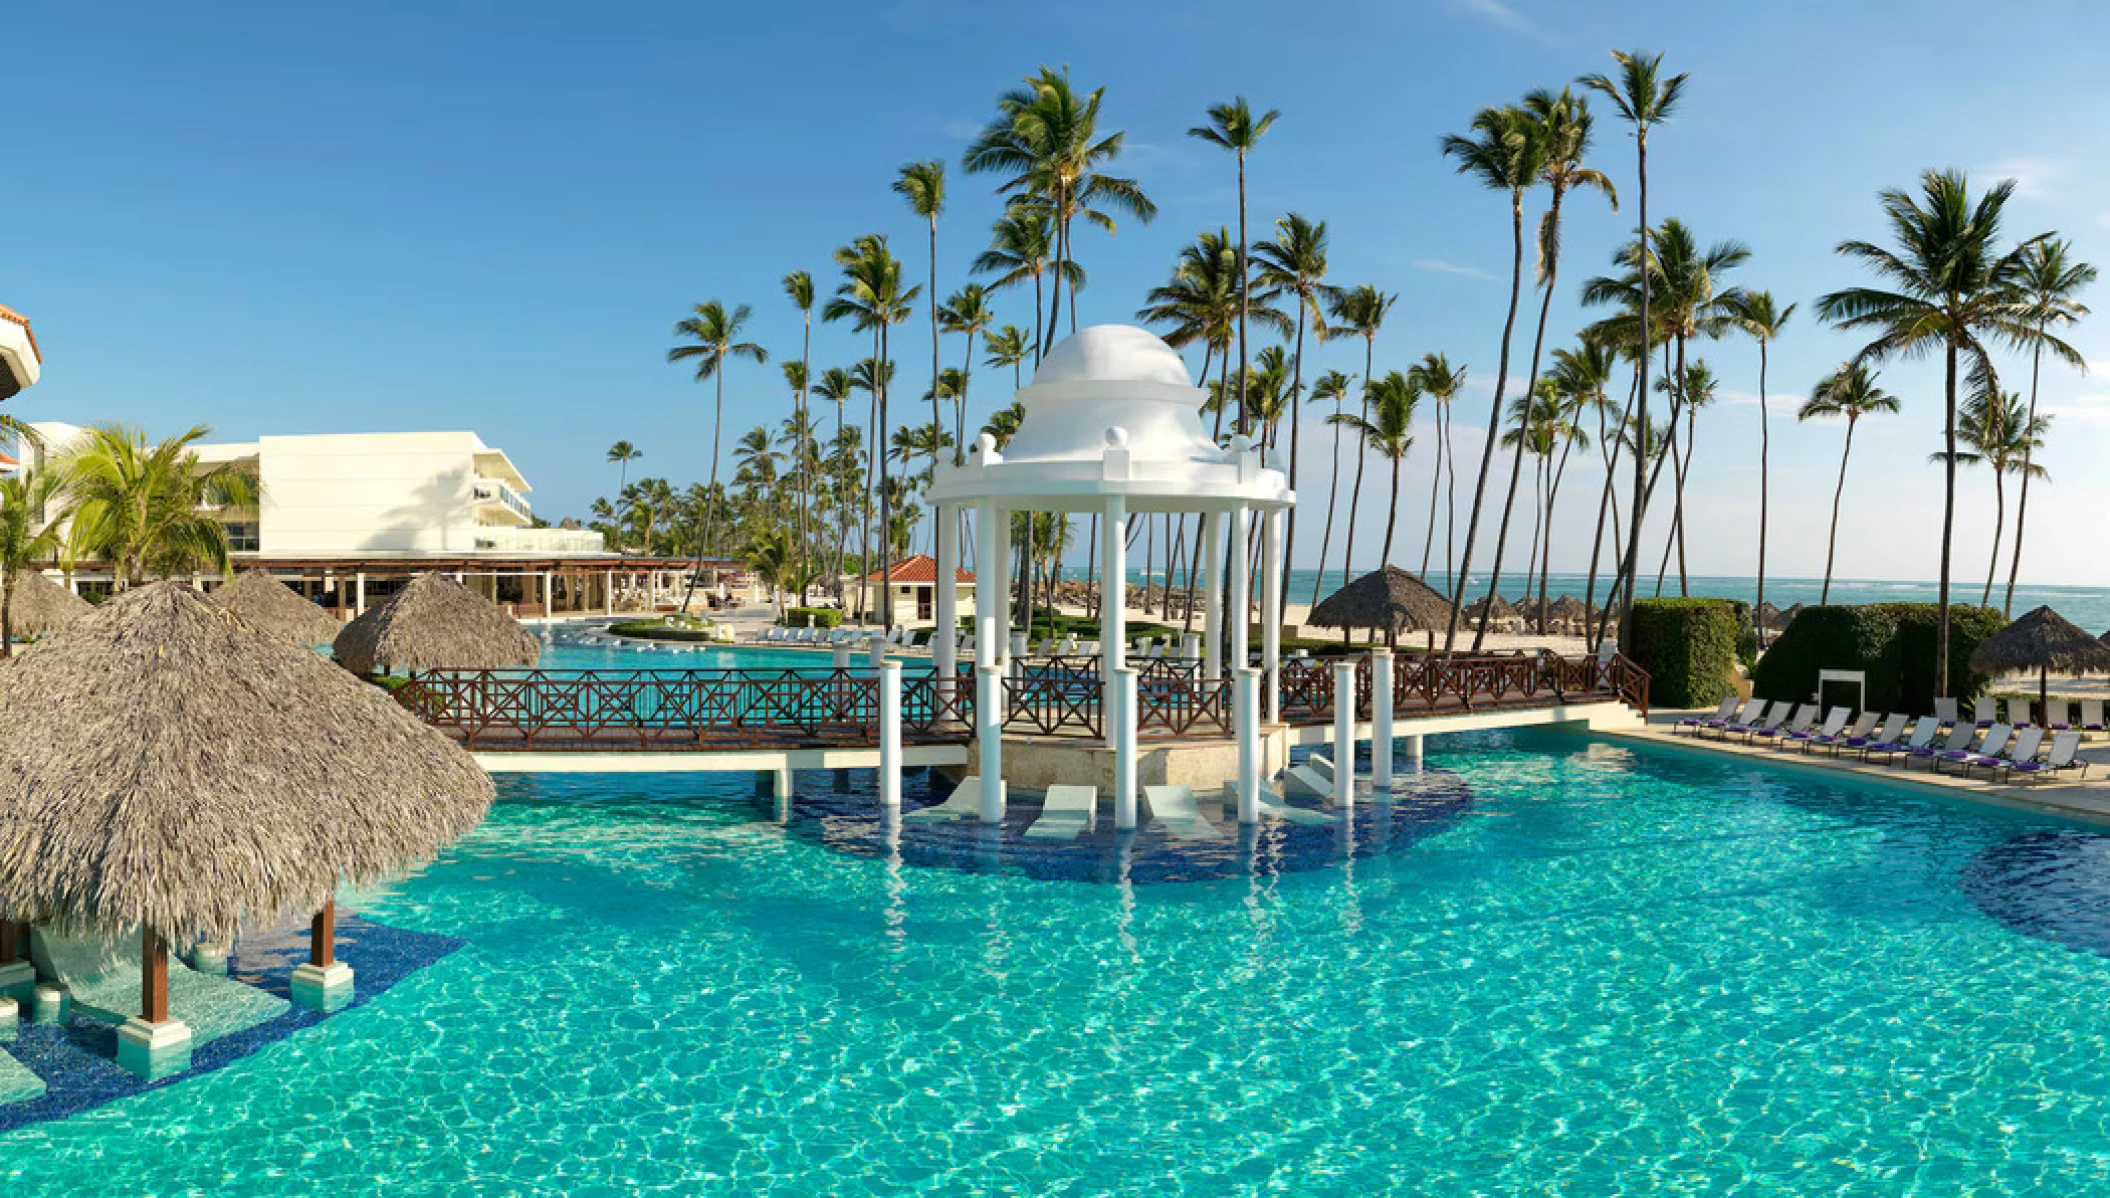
292;898;355;1011
0;922;34;1004
116;928;192;1080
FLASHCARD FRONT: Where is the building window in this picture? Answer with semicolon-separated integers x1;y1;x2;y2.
224;522;260;552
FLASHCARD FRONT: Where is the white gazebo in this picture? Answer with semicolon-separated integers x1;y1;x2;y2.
926;324;1293;830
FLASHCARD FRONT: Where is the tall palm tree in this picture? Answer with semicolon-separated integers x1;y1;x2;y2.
1253;212;1336;605
1438;103;1545;650
1189;97;1281;432
1323;284;1397;591
1724;290;1793;637
2004;239;2095;614
983;325;1030;391
1797;362;1900;603
1408;353;1468;593
1477;87;1616;648
972;210;1073;363
1581;48;1687;652
895;160;948;496
1329;371;1418;569
1650;358;1721;595
1305;368;1355;608
0;468;66;656
667;300;768;586
825;236;919;628
61;423;259;587
783;270;816;591
1501;382;1561;611
1532;366;1594;629
1569;326;1635;644
606;440;642;496
964;67;1156;352
938;284;996;454
1948;373;2050;606
1816;169;2074;694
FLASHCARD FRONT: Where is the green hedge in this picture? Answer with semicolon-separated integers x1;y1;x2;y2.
780;607;843;629
1629;598;1741;709
1750;602;2003;714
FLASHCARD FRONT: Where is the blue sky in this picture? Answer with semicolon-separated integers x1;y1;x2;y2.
13;0;2110;584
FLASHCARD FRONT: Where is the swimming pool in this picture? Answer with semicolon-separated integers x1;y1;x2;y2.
9;726;2110;1193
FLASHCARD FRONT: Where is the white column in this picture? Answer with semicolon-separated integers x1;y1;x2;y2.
878;660;902;809
1334;657;1358;806
354;572;367;616
1235;667;1262;824
1102;495;1128;732
832;641;851;670
934;503;959;689
603;570;614;615
1404;733;1424;774
541;571;553;617
1203;511;1225;681
1262;507;1284;724
1371;648;1394;791
990;504;1012;670
1115;666;1139;829
976;663;1006;821
1228;503;1251;674
974;500;1001;653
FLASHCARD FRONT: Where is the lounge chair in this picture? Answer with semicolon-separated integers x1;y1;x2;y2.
1132;636;1154;656
1034;637;1057;657
1934;697;1959;728
1024;785;1098;840
1784;707;1850;750
1144;784;1220;840
1731;702;1793;743
1806;710;1879;754
960;635;977;657
1700;698;1765;739
1972;697;1997;728
1145;642;1168;661
1864;716;1939;763
2080;699;2107;740
1284;762;1335;800
1076;640;1100;657
1937;724;2009;774
1677;697;1738;736
32;926;288;1045
1058;636;1079;657
2007;730;2090;783
1906;723;1979;770
1965;726;2044;779
1748;704;1819;745
903;630;925;649
2037;699;2068;732
903;777;986;823
1248;783;1339;825
1831;713;1905;756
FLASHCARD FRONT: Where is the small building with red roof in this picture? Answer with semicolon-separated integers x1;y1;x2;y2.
861;553;975;624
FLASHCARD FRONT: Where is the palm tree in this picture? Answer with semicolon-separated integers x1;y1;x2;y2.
1648;358;1722;595
965;67;1156;352
1189;97;1281;433
984;325;1030;391
2004;239;2095;614
61;423;259;587
1547;338;1620;629
895;160;948;498
0;468;66;656
1797;362;1900;602
1724;290;1793;637
1500;382;1561;611
972;210;1072;362
1329;371;1418;569
1323;284;1397;592
1438;103;1545;649
938;284;996;454
1948;373;2050;606
1816;169;2074;694
606;441;642;496
1408;353;1468;594
1581;48;1688;652
1252;211;1336;604
783;270;816;591
667;300;767;587
825;236;919;628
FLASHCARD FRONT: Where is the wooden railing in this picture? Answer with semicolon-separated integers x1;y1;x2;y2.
1276;649;1650;723
1000;673;1101;738
1138;675;1233;739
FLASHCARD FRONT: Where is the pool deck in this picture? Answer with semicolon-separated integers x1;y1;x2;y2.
1610;711;2110;826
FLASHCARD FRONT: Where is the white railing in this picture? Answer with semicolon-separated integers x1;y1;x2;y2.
473;526;605;553
472;477;532;521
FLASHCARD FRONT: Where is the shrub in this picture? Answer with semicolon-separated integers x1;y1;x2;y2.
780;607;843;629
1628;598;1741;709
1750;602;2002;714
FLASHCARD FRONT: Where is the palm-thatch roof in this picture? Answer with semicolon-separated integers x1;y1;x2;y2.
1971;606;2110;677
1546;594;1589;622
1781;602;1805;626
209;568;339;645
1467;592;1517;621
3;570;91;637
333;572;539;674
1307;567;1451;636
1756;600;1784;629
0;583;492;944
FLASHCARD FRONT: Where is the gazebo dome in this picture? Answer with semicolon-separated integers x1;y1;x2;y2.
1000;325;1222;466
1030;324;1195;389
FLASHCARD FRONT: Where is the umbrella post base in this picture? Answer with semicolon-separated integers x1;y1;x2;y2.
291;961;355;1012
0;960;32;1005
117;1016;192;1079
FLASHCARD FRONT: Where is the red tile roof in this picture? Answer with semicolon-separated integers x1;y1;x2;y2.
0;450;16;470
863;553;974;584
0;305;39;364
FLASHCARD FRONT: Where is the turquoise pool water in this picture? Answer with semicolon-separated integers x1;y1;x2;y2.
10;728;2110;1193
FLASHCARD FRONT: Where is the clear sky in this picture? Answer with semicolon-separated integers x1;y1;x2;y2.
12;0;2110;584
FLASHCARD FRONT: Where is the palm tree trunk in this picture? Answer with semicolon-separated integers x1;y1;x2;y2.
1822;418;1856;604
927;215;943;552
1342;337;1374;590
1937;341;1957;697
1443;402;1459;592
1542;432;1578;633
1470;187;1565;651
1446;191;1528;652
1382;455;1402;565
1621;132;1653;655
2;571;13;659
878;323;895;632
1283;300;1305;612
1583;368;1636;647
1421;400;1444;580
1031;271;1045;369
1754;338;1770;643
1675;372;1693;597
2004;333;2046;616
1523;457;1542;621
1310;378;1346;608
1235;149;1250;436
1984;467;2005;607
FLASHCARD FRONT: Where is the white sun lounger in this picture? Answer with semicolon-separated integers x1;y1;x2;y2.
1284;763;1333;800
1024;785;1098;840
1144;784;1220;840
1934;697;1959;726
1972;697;1997;727
960;635;977;657
2079;699;2107;739
903;777;986;823
1307;752;1336;782
1249;783;1340;825
33;926;289;1045
1076;640;1100;656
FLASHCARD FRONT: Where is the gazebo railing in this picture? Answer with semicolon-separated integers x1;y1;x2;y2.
1000;673;1103;738
1137;675;1234;739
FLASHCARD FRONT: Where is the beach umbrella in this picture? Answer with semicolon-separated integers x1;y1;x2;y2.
1756;601;1784;629
1969;605;2110;724
0;583;492;1056
1468;592;1518;624
333;572;540;674
2;570;90;639
1307;566;1450;647
1781;603;1805;626
1547;594;1590;624
209;568;339;645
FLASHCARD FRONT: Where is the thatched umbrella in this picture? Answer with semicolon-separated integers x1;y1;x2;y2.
209;568;339;645
1547;594;1589;625
1781;602;1805;627
1468;592;1517;625
1970;605;2110;724
334;572;539;674
1307;566;1450;648
1756;601;1785;630
0;583;491;1052
3;570;91;640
